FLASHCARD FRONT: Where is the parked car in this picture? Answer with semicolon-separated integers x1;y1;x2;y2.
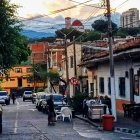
42;94;67;114
35;92;46;111
23;91;33;101
0;91;10;105
32;92;37;104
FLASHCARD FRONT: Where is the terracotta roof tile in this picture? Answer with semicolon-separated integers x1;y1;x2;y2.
83;37;140;61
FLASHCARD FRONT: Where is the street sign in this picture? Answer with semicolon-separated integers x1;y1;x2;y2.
70;77;79;85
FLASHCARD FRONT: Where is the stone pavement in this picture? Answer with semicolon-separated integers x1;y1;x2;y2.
75;112;140;137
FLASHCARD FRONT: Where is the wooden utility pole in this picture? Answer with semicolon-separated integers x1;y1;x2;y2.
73;36;77;96
73;36;77;77
106;0;117;121
64;35;69;97
32;54;36;92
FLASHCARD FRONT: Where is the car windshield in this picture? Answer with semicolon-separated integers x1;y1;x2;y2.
45;95;63;102
54;95;62;102
0;92;7;96
24;91;32;94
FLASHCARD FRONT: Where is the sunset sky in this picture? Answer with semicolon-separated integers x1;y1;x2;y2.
11;0;140;19
9;0;140;35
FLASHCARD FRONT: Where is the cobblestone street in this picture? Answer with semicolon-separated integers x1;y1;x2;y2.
0;98;139;140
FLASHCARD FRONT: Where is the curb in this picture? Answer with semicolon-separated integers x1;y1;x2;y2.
75;115;140;137
75;115;100;128
114;127;140;136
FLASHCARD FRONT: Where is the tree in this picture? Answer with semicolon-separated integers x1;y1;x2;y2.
91;20;118;34
28;37;56;43
0;0;31;70
86;31;101;41
28;64;48;89
55;28;83;41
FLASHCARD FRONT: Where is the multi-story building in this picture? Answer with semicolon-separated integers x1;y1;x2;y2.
28;40;64;69
28;40;65;93
121;8;139;28
0;65;44;95
61;42;83;97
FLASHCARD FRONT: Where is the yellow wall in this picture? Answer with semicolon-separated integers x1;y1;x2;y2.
0;65;44;94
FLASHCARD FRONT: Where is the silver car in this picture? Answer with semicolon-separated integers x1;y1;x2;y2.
0;91;10;105
23;91;32;101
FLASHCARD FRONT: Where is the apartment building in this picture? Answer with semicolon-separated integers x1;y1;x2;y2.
28;40;64;69
0;65;44;95
120;8;139;28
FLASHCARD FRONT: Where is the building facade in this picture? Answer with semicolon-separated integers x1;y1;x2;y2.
80;37;140;112
120;8;139;28
61;43;82;97
28;40;64;69
0;65;44;95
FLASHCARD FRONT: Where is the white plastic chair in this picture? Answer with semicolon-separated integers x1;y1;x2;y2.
61;107;72;122
56;110;62;121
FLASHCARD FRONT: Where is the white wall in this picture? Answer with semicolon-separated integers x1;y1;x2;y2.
92;60;140;103
61;43;82;97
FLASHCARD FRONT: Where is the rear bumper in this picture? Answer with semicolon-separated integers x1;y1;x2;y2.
0;100;5;104
23;97;32;100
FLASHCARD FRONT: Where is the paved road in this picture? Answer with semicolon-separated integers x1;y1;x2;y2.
0;98;139;140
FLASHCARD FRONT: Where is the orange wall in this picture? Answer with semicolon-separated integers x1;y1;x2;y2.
0;65;45;94
116;99;130;112
32;43;45;52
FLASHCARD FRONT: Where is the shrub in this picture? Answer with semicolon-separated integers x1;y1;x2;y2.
36;87;44;92
69;93;88;113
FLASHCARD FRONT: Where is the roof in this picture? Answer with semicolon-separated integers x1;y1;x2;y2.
72;20;83;26
80;37;140;66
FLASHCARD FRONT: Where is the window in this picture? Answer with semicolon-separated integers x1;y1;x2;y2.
70;56;73;68
26;68;32;73
90;83;94;92
99;77;104;93
119;77;125;97
134;75;139;96
27;78;32;83
108;77;111;95
15;68;22;73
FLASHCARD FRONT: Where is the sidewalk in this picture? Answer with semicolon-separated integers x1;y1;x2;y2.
75;112;140;136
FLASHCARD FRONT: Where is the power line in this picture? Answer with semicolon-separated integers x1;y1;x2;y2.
68;0;106;9
18;0;93;22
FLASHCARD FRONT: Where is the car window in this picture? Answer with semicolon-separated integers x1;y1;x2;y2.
45;96;50;100
24;91;32;94
0;92;7;96
40;95;45;99
54;95;62;102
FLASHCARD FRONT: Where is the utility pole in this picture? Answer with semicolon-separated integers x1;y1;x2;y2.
64;35;69;98
33;54;36;92
73;36;77;96
73;36;77;77
47;48;51;69
106;0;117;121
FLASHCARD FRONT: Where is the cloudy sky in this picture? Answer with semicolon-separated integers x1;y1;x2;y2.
11;0;140;19
10;0;140;34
